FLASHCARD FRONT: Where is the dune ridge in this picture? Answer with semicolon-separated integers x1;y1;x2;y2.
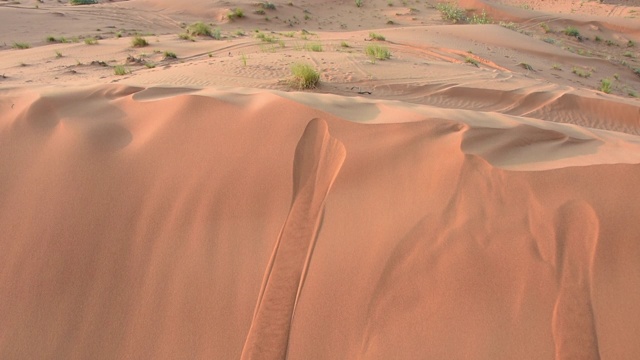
1;84;640;359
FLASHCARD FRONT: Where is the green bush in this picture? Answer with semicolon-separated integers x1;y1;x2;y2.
369;32;385;41
365;44;391;61
131;36;148;47
599;78;612;94
12;42;30;49
436;2;466;23
228;8;245;20
290;63;320;89
114;65;128;75
564;26;580;38
187;22;212;36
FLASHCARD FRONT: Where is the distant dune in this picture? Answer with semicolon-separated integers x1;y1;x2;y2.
1;0;639;359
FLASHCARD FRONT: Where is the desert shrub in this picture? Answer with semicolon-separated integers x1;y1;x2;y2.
304;42;323;51
365;44;391;61
69;0;97;4
436;2;466;23
163;51;177;59
290;63;319;89
131;36;148;47
564;26;580;38
228;8;245;20
12;42;30;49
187;22;212;36
599;78;612;93
465;56;479;66
355;0;363;7
519;62;533;70
369;32;385;41
84;37;98;45
469;10;491;24
114;65;128;75
572;67;591;78
340;41;350;47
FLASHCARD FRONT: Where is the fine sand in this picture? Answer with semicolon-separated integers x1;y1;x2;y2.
1;0;640;359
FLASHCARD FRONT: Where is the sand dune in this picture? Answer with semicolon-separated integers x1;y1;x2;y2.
1;0;640;359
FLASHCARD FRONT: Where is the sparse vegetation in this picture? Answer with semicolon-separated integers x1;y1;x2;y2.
304;42;323;52
260;1;276;10
540;23;551;33
469;10;491;24
436;2;466;23
131;36;148;47
114;65;128;75
256;31;278;43
552;64;562;70
355;0;363;7
84;37;98;45
55;50;63;58
69;0;97;4
228;8;245;20
340;41;350;48
12;42;30;49
365;44;391;61
465;56;479;67
163;51;177;59
564;26;580;39
572;67;592;78
187;22;212;37
241;53;248;66
499;21;517;30
178;33;194;41
628;40;636;48
519;62;533;71
290;62;320;89
369;32;385;41
145;62;156;68
599;78;612;94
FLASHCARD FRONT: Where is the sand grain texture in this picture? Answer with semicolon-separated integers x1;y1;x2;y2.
1;0;640;358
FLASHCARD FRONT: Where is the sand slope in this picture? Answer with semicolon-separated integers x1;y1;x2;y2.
1;0;640;358
1;85;640;359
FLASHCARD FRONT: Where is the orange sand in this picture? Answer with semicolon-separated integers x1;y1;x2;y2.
1;0;640;359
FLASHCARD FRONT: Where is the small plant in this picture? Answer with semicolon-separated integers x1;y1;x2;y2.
499;21;517;30
628;40;636;48
355;0;363;7
469;10;491;24
633;68;640;78
241;53;248;66
436;2;466;23
187;22;212;37
540;23;551;33
255;9;266;15
340;41;350;48
235;29;246;36
519;62;533;71
369;32;385;41
304;14;311;20
12;42;30;49
256;32;278;43
84;37;98;45
628;89;638;98
145;62;156;68
552;64;562;70
114;65;128;75
290;63;320;89
572;67;591;78
465;57;479;67
282;31;295;38
163;51;177;59
260;1;276;10
131;36;148;47
605;39;617;46
116;31;122;38
55;50;63;58
304;42;323;52
623;51;635;58
69;0;97;4
599;78;612;93
564;26;580;38
178;33;194;41
228;8;245;20
543;38;555;44
387;0;393;5
365;44;391;61
595;35;602;42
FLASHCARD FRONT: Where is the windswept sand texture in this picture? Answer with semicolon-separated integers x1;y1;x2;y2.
1;0;640;359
